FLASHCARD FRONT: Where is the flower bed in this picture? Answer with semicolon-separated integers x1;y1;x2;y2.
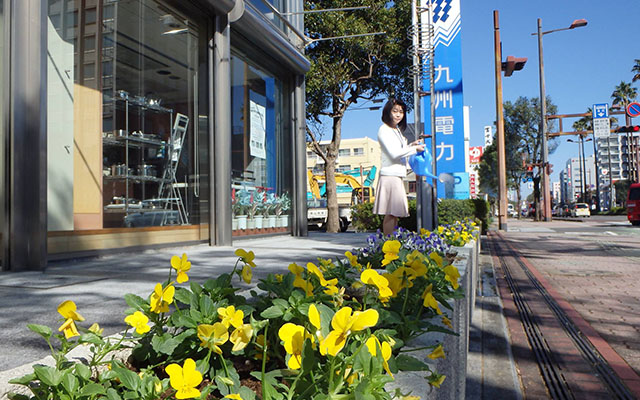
8;220;478;400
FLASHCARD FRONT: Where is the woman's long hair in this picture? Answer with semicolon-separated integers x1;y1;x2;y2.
381;98;408;131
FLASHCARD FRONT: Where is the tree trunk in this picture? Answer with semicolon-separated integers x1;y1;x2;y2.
324;117;343;233
516;185;522;220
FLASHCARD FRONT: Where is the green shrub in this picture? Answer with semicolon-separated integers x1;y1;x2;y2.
352;198;490;233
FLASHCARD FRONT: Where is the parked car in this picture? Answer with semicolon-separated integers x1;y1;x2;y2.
507;204;518;218
571;203;591;218
627;183;640;226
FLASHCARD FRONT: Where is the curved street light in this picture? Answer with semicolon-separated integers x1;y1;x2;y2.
534;18;588;220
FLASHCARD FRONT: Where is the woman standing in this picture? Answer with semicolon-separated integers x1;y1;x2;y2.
373;98;424;236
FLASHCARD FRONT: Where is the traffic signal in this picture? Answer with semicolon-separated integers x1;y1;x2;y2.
546;163;553;175
501;56;527;77
525;164;534;176
615;125;640;133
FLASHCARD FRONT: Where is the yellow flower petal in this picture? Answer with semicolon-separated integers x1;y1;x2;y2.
57;300;85;322
428;344;445;360
308;304;321;331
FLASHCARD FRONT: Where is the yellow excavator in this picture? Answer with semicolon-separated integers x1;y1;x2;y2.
307;170;376;232
307;170;375;205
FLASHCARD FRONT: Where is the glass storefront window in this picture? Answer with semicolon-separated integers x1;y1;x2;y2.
230;55;292;234
247;0;285;30
47;0;203;232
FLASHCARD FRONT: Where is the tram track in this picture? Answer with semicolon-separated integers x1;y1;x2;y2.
490;232;636;399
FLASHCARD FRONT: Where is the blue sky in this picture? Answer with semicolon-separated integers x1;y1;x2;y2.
340;0;640;188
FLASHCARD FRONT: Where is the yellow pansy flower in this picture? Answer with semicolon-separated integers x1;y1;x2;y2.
150;283;175;313
422;284;442;315
345;251;362;270
58;318;80;339
275;274;284;282
88;323;104;335
361;269;393;300
429;374;446;388
165;358;202;399
443;265;460;290
125;311;151;335
442;316;453;329
278;323;309;369
225;395;244;400
429;252;443;268
234;248;256;268
218;306;244;329
383;272;404;297
365;336;394;378
320;307;379;356
241;264;252;284
171;253;191;284
57;300;85;322
288;262;304;276
381;240;401;266
197;323;228;354
230;323;253;352
324;284;340;296
57;300;84;340
293;275;314;297
428;344;445;360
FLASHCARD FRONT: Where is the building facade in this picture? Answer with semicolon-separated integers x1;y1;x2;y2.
561;155;595;204
596;134;639;209
1;0;310;271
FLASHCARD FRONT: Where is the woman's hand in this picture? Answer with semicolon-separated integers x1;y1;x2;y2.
409;139;423;146
414;144;425;152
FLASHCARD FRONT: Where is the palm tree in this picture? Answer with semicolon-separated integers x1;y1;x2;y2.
611;81;638;107
632;59;640;83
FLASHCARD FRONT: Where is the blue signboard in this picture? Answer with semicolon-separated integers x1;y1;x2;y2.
420;0;466;198
593;103;609;119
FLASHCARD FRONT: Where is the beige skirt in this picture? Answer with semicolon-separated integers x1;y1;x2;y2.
373;175;409;217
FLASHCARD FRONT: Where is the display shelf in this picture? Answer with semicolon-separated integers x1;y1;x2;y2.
103;135;166;148
104;175;168;184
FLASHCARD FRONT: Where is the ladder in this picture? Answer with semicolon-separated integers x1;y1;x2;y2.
157;113;190;225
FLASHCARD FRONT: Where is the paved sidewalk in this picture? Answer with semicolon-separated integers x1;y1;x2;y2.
0;231;521;399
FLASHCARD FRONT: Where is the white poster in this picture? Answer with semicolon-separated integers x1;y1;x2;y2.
250;101;266;159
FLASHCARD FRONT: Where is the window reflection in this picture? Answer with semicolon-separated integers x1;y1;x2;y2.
47;0;200;230
230;55;291;234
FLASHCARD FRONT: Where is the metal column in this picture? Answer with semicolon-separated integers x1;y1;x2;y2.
6;0;47;271
212;15;232;245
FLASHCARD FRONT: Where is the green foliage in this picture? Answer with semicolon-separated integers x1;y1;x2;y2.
352;199;489;233
10;224;475;399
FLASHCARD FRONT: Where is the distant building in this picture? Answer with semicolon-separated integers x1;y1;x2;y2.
306;137;381;205
561;155;595;204
552;181;561;205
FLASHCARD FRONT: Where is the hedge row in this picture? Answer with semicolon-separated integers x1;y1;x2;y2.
351;198;490;233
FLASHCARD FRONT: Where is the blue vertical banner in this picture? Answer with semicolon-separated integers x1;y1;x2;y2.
421;0;466;198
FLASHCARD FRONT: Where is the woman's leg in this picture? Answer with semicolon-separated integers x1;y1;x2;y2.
383;214;398;236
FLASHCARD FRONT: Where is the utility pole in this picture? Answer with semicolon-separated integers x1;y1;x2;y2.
493;11;507;230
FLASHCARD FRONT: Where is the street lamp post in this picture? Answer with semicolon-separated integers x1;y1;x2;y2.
590;132;600;212
535;18;587;220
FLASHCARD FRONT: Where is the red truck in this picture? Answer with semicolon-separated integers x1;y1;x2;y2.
628;183;640;226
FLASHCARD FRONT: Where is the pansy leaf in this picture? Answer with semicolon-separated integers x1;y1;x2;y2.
74;363;91;381
260;305;284;319
395;355;432;372
61;372;79;394
174;287;193;305
189;281;203;297
33;365;62;387
111;364;139;391
199;295;215;317
79;332;103;346
151;333;180;355
239;385;257;400
8;373;36;385
124;293;148;311
301;339;316;373
80;382;107;396
27;324;52;339
171;311;197;328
